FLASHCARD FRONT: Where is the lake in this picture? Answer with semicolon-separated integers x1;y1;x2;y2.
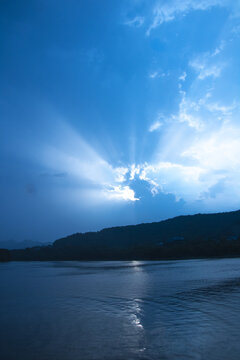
1;259;240;360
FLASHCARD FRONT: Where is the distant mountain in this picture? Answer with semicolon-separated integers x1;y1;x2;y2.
9;209;240;261
0;239;48;250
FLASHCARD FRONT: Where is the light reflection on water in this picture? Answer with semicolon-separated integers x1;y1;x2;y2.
1;258;240;359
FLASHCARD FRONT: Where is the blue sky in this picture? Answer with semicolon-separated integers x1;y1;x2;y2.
1;0;240;242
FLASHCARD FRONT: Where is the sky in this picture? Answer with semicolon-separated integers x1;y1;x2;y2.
1;0;240;243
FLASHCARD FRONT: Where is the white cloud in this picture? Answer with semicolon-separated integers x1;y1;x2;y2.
190;57;223;80
149;120;163;132
104;185;139;201
149;112;165;132
182;126;240;171
206;102;236;116
179;71;187;82
149;70;167;79
129;164;141;180
177;111;203;131
125;16;145;28
136;119;240;203
211;41;225;56
134;161;205;200
174;89;238;131
173;93;205;131
126;123;240;202
146;0;227;35
149;71;159;79
114;167;129;182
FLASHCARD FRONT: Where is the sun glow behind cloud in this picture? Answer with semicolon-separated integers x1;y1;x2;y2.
38;93;240;208
38;123;139;203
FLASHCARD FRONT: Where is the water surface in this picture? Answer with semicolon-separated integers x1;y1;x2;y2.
1;258;240;360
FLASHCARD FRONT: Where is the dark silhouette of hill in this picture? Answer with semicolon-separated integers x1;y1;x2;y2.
0;239;47;250
10;209;240;261
0;249;10;262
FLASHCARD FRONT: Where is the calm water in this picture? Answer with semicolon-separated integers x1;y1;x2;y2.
1;259;240;360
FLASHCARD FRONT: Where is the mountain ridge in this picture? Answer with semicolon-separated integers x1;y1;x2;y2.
3;209;240;261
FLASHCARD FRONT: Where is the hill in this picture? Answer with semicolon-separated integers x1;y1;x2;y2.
9;209;240;261
0;240;47;250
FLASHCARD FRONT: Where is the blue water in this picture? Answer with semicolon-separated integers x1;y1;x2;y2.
1;259;240;360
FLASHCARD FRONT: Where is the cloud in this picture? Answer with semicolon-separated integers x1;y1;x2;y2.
206;102;236;119
170;87;238;132
129;164;141;180
178;107;203;130
114;167;129;182
172;92;205;131
149;112;165;132
138;161;205;201
126;121;240;203
211;41;225;56
125;16;145;28
149;71;159;79
148;70;167;79
146;0;227;35
182;125;240;171
179;71;187;82
190;57;223;80
149;120;163;132
104;185;139;201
